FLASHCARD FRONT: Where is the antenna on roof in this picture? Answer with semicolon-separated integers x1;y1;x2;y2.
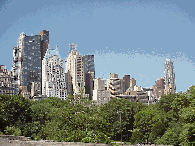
69;43;77;51
56;45;58;51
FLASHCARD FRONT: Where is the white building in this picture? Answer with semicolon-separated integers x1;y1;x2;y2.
42;46;67;100
134;85;143;91
65;43;85;95
93;78;110;104
0;65;15;95
94;78;105;90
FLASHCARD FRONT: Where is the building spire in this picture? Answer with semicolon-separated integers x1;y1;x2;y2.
56;45;58;51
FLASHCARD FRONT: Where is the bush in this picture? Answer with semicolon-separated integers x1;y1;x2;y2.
4;126;21;136
82;137;95;143
0;131;4;135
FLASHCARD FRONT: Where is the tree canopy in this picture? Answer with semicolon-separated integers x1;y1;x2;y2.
0;86;195;145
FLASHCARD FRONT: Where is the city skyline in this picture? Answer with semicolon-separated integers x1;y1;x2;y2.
1;0;195;92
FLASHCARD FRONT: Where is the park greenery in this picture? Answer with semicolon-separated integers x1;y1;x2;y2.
0;86;195;145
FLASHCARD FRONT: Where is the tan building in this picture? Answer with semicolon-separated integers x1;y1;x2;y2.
164;83;175;95
93;89;110;105
123;86;149;104
130;78;136;89
152;77;165;99
109;73;118;79
65;43;85;95
107;73;122;97
94;78;105;90
121;75;130;93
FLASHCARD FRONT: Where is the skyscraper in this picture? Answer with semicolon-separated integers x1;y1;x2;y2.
164;59;176;94
12;30;49;97
83;55;95;76
42;46;67;100
83;55;95;99
65;43;85;95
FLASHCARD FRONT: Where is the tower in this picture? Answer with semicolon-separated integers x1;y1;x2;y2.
12;30;49;97
164;59;176;94
65;43;85;95
42;46;67;100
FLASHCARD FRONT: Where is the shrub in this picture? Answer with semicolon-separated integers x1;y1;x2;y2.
82;137;95;143
4;126;21;136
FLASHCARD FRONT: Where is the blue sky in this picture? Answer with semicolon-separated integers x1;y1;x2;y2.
0;0;195;93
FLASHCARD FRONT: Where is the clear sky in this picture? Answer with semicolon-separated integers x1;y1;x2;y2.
0;0;195;93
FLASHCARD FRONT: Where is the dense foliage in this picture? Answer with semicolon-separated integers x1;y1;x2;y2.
0;86;195;145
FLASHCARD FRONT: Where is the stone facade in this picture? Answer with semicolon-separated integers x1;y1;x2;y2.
164;59;176;94
65;44;85;95
42;46;67;100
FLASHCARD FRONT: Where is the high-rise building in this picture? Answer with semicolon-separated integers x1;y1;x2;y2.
164;59;176;94
65;43;85;95
83;55;95;99
12;30;49;97
37;30;49;94
42;46;67;100
83;55;95;76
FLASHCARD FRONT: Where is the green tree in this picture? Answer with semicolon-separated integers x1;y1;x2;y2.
97;98;145;142
0;95;32;132
130;104;166;144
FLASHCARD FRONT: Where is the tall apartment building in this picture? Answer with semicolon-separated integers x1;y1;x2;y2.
93;78;110;104
42;46;67;100
65;43;85;95
83;55;95;99
11;30;49;98
0;65;15;95
164;59;176;94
